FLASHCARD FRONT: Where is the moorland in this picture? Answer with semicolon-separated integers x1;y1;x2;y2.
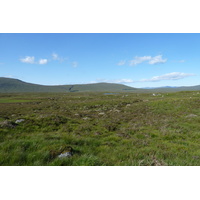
1;91;200;166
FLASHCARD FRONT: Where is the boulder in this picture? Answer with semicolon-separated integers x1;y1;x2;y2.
0;120;17;128
15;119;25;124
58;146;73;159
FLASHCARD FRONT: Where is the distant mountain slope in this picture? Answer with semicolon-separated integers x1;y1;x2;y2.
70;82;136;92
142;85;200;93
1;77;199;93
0;78;70;93
0;78;136;93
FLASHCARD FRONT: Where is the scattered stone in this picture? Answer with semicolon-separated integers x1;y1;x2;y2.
0;120;17;128
58;146;73;159
15;119;25;124
58;151;72;158
83;117;89;120
98;112;105;115
152;93;161;97
113;109;120;113
186;114;198;118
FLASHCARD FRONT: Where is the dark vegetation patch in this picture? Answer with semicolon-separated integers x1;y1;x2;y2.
0;91;200;165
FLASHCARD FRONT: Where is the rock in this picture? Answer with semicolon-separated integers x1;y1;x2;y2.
83;117;89;120
186;114;198;118
98;112;105;115
15;119;25;124
58;146;73;159
58;151;72;158
0;120;17;128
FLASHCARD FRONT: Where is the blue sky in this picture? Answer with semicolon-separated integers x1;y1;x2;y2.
0;33;199;88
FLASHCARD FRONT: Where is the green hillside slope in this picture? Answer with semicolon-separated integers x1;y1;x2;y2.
1;77;199;93
69;82;136;92
0;78;136;93
144;85;200;93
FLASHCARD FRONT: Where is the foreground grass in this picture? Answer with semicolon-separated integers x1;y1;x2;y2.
0;91;200;166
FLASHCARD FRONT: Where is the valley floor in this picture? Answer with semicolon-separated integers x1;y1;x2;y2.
0;91;200;166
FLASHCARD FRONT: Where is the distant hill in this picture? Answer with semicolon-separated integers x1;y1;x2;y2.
0;77;199;93
142;85;200;93
0;78;136;93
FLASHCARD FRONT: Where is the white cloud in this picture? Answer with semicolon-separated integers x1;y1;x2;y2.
129;55;167;66
148;55;167;65
130;56;151;66
20;56;35;64
117;60;126;66
52;53;67;62
113;79;134;83
178;60;185;63
141;72;195;82
92;72;194;85
52;53;59;60
95;78;134;84
72;61;78;68
38;59;48;65
173;60;186;63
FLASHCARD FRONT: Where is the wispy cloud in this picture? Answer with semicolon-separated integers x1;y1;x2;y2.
140;72;195;82
117;60;126;66
52;53;67;62
95;78;135;84
179;60;185;63
72;61;78;68
94;72;194;85
129;55;167;66
52;53;59;60
148;55;167;65
38;59;48;65
173;60;185;63
113;79;134;83
20;56;35;64
130;56;151;66
20;53;67;65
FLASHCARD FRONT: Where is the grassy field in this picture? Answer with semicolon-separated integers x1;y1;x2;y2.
0;91;200;166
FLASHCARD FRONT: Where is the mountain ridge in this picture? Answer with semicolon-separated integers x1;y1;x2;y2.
0;77;200;93
0;77;137;93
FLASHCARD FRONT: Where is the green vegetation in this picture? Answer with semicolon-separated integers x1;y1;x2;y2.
0;91;200;166
1;77;200;93
0;78;136;93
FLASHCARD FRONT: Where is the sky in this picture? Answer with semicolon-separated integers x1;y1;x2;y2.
0;33;200;88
